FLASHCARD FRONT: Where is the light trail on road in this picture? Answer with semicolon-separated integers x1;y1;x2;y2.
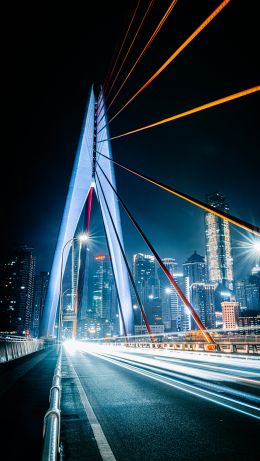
62;342;260;460
64;341;260;420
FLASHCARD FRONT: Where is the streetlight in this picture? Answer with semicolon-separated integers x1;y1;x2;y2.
62;288;73;312
58;233;88;344
235;235;260;267
63;288;73;297
252;241;260;256
133;303;144;335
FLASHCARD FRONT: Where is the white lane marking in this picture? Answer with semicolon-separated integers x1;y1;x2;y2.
85;351;260;420
65;351;117;461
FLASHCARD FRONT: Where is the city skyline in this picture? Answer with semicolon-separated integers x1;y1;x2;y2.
1;234;259;338
1;0;259;337
3;0;259;275
1;3;259;460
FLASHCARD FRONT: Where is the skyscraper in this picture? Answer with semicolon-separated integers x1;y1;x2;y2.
221;301;240;329
183;251;207;284
235;266;260;310
133;253;159;326
92;255;114;324
0;246;35;335
158;258;190;332
245;284;260;309
190;283;216;329
205;192;233;291
235;280;247;309
133;253;158;303
168;272;191;332
247;266;260;309
31;272;49;337
157;258;178;330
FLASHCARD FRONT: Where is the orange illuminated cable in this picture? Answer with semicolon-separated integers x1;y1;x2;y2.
107;0;178;111
96;150;260;237
105;0;156;102
98;1;141;115
101;0;141;100
102;86;260;141
108;0;231;125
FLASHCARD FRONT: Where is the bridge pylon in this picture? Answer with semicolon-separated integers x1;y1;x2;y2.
40;87;134;338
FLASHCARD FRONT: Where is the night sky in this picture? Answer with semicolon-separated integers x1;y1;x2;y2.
4;0;259;278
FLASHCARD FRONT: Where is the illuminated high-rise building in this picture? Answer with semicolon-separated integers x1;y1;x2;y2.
92;255;114;321
31;271;49;337
158;259;190;332
183;251;207;284
245;283;260;309
246;266;260;309
235;280;247;309
133;253;159;326
133;253;157;303
205;192;233;290
169;272;191;331
190;283;216;329
221;300;240;329
157;258;177;330
0;246;35;335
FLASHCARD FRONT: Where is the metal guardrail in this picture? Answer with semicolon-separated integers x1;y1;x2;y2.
124;341;260;354
0;336;46;363
42;346;62;461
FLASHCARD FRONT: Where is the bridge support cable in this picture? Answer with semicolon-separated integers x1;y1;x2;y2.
95;185;128;342
98;0;140;118
98;0;155;123
95;171;155;343
98;85;260;141
96;160;216;345
86;186;93;233
72;240;82;339
77;187;94;333
105;0;156;103
99;0;231;129
96;151;260;236
106;0;178;114
100;1;141;102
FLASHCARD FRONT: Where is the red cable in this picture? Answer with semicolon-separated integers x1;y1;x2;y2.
98;0;141;115
86;186;93;232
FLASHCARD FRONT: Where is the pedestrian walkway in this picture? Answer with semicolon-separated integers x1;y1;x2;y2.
60;349;103;461
0;347;58;461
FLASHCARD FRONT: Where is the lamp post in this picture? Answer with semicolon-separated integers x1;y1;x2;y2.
58;233;88;344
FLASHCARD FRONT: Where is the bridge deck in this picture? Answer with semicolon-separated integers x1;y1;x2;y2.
0;347;58;461
61;345;259;461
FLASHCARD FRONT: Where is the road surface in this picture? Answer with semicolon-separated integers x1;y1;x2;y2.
61;342;260;461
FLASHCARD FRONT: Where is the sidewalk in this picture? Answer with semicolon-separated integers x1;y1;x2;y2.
0;347;58;461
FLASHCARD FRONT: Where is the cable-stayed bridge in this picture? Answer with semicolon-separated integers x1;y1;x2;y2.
1;1;259;459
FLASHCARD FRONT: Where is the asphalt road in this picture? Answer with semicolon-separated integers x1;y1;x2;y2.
61;344;260;461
